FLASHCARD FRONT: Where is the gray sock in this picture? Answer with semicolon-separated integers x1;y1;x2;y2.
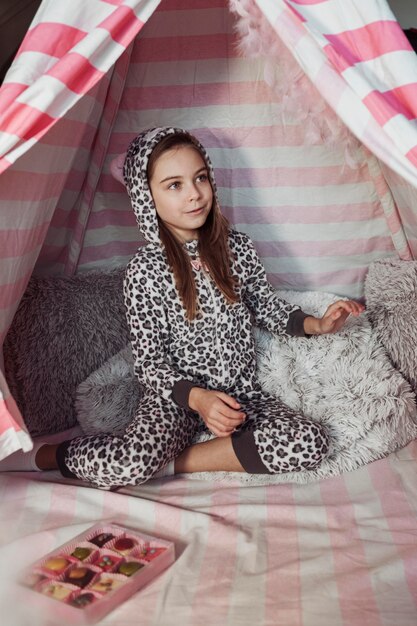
0;441;44;472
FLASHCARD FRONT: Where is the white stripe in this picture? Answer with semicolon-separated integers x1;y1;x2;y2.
4;51;60;85
343;51;417;96
79;225;140;247
209;144;348;168
30;0;113;31
226;486;267;626
235;219;389;241
282;0;397;33
124;57;265;87
344;467;417;622
263;250;394;273
220;181;377;206
384;115;417;153
113;103;301;133
293;482;343;626
0;247;43;281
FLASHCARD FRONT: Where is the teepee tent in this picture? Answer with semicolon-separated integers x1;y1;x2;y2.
1;0;417;459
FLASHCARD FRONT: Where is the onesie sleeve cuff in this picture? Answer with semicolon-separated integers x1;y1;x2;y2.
285;309;309;337
171;380;196;410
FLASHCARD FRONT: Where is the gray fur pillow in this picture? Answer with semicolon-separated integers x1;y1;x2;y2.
365;257;417;394
4;269;130;436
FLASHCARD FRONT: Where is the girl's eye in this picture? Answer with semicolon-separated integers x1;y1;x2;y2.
196;174;208;183
168;181;181;190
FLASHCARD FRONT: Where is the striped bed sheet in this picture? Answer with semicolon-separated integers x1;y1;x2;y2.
1;440;416;626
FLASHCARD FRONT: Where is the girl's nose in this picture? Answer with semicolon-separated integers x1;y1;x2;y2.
189;183;201;200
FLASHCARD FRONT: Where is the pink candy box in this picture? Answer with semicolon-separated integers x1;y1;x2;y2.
19;522;175;624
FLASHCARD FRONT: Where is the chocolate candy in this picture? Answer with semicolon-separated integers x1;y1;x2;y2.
65;566;95;588
117;561;143;577
43;556;69;573
139;546;166;562
70;592;96;608
89;533;114;547
71;547;91;561
113;537;136;555
91;575;125;594
41;582;73;601
95;554;119;572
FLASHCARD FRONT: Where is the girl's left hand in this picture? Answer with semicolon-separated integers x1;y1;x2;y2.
304;300;365;335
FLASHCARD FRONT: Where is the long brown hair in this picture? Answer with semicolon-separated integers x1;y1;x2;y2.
147;133;239;320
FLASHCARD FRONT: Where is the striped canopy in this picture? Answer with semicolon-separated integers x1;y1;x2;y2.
0;0;417;458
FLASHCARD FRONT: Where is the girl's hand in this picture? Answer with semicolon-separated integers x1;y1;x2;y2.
304;300;365;336
189;388;246;438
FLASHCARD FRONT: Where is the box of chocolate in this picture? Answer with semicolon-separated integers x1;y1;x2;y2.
19;522;175;624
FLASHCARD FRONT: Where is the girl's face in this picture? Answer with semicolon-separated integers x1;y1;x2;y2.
149;145;213;242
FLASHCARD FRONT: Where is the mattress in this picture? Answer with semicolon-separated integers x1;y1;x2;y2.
0;440;416;626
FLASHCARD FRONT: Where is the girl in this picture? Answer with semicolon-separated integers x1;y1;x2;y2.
2;127;364;487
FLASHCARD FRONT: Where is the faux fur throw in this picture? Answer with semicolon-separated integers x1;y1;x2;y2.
365;257;417;395
76;290;417;485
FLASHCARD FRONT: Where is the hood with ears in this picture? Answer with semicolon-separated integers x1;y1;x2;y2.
123;127;219;245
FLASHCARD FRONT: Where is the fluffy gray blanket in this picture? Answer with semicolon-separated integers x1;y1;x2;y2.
76;290;417;485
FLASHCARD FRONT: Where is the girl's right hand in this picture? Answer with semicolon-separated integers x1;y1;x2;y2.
188;388;246;438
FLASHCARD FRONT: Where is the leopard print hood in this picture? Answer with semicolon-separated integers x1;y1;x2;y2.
123;127;219;245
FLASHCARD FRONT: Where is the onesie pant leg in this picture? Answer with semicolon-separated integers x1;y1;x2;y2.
56;393;199;489
231;395;329;474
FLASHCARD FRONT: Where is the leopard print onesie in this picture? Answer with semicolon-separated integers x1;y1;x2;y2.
57;127;329;488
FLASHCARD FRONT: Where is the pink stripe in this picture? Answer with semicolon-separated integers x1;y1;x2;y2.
324;43;353;73
131;33;239;63
49;207;81;230
363;85;417;125
38;115;98;150
190;486;240;624
325;22;412;65
160;0;225;9
47;53;105;95
100;0;126;5
122;80;274;110
265;485;302;625
0;222;50;258
0;171;67;201
98;6;144;46
368;459;417;610
39;484;78;530
0;101;55;142
223;202;386;225
0;83;27;115
17;22;86;58
320;477;382;625
36;244;70;268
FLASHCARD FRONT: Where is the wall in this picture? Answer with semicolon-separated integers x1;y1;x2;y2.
388;0;417;27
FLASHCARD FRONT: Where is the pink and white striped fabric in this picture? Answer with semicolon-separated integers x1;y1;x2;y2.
0;0;417;457
1;440;417;625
